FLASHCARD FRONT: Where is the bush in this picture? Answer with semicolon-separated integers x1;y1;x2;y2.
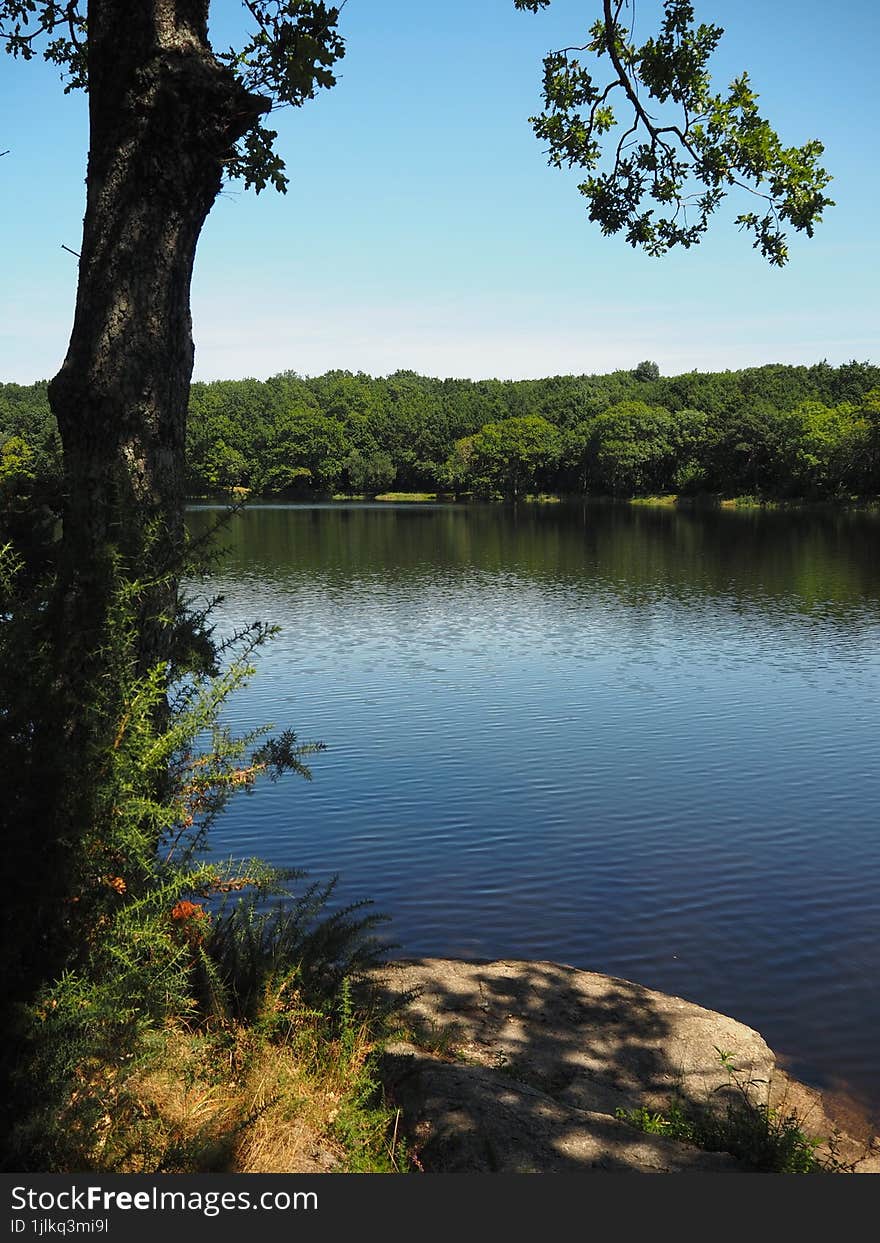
617;1049;853;1173
2;525;401;1172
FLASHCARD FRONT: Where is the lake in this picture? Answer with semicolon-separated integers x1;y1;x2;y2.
187;501;880;1126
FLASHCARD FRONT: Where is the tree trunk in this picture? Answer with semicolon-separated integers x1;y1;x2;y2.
5;0;269;1013
49;0;268;671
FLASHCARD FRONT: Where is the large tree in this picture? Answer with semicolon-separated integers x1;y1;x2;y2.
2;3;344;674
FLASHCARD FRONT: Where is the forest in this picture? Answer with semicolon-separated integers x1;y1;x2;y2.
3;359;879;510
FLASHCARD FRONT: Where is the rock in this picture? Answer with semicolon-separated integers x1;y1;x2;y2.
381;1042;739;1173
368;958;880;1174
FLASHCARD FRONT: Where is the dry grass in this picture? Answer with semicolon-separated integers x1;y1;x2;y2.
83;1012;401;1174
227;1040;345;1173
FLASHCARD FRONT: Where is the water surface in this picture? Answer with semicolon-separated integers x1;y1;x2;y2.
187;502;880;1122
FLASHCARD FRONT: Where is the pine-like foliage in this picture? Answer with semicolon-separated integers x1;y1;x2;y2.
2;521;386;1170
202;879;389;1028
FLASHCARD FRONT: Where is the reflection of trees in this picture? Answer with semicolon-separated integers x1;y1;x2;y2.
189;503;880;632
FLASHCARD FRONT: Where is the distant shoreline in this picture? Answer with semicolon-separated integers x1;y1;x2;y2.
187;489;880;512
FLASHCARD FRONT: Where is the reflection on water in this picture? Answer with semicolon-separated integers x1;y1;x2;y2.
187;502;880;1122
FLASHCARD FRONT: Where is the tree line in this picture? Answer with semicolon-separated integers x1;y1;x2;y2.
3;360;879;510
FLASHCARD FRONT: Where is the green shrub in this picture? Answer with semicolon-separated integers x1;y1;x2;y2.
617;1050;852;1173
2;525;401;1171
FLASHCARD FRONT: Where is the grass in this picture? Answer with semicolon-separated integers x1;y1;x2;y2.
26;882;413;1175
628;494;678;506
616;1049;855;1173
330;491;441;502
70;979;411;1174
372;492;439;502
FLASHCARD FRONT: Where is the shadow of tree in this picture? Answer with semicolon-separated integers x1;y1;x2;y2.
368;957;778;1172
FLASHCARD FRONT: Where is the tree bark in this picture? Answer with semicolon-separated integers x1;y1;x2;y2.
49;0;268;670
4;1;269;1013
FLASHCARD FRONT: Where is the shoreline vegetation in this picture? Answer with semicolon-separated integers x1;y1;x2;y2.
3;361;880;517
25;948;875;1175
195;488;880;511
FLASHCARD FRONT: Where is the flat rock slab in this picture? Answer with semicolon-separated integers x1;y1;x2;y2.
368;958;880;1173
381;1043;740;1173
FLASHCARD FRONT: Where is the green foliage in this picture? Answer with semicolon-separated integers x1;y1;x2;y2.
443;414;561;499
577;400;707;495
777;400;868;497
633;360;660;383
0;383;62;560
616;1050;851;1173
1;505;405;1172
1;492;410;1174
1;2;344;191
4;2;831;258
201;439;250;492
520;0;833;263
342;447;396;496
0;433;35;488
0;523;389;1169
7;362;880;508
257;408;348;495
0;2;87;89
200;880;389;1028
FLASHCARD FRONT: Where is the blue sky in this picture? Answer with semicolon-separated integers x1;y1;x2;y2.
1;0;878;382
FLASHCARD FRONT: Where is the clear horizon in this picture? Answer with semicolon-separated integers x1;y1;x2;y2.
2;0;877;384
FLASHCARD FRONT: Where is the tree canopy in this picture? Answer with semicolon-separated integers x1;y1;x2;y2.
6;360;879;503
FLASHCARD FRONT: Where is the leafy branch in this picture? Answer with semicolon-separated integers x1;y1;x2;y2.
517;0;833;264
218;1;346;193
1;1;344;190
1;1;86;90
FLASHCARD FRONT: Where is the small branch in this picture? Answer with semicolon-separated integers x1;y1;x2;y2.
242;0;270;37
614;120;638;174
0;13;57;47
602;0;673;154
61;243;81;258
600;1;775;207
66;0;84;50
588;77;619;128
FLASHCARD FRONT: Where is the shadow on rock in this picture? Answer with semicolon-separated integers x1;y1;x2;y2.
367;958;877;1173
